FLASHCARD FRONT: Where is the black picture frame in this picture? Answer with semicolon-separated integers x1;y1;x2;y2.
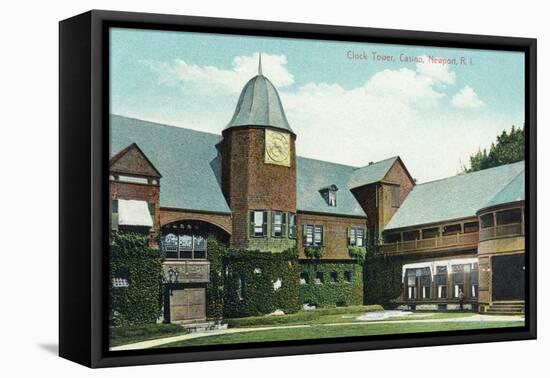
59;9;537;368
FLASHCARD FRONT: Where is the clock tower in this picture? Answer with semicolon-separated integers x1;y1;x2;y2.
221;55;297;251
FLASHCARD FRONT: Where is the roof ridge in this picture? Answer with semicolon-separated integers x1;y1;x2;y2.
111;114;223;138
296;155;357;169
353;156;399;171
415;160;525;187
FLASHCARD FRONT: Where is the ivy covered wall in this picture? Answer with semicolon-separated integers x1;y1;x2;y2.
364;254;403;306
206;237;225;319
109;232;163;326
223;248;301;318
299;261;363;307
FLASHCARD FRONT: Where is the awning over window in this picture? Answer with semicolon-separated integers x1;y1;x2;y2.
118;199;153;227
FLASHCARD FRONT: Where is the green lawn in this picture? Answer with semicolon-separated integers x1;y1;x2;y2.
225;308;474;328
110;323;189;347
157;320;524;348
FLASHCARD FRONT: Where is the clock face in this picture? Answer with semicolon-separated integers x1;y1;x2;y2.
265;129;291;166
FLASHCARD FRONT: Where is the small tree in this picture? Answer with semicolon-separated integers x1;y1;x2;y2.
464;126;524;173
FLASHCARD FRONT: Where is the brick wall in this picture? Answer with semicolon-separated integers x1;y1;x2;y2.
351;159;414;242
297;212;367;260
160;208;232;236
221;127;297;250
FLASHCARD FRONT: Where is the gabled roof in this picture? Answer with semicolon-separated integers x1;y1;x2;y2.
481;170;525;210
349;156;400;188
110;143;162;178
384;161;525;231
111;115;374;217
296;157;366;217
111;115;231;214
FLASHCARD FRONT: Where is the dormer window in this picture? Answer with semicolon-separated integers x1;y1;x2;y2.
320;185;338;207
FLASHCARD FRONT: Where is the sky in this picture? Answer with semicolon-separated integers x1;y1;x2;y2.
110;28;525;183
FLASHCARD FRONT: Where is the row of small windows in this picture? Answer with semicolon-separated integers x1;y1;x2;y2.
249;211;298;238
250;211;367;248
300;271;354;284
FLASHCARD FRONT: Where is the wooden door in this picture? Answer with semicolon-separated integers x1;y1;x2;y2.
170;288;206;322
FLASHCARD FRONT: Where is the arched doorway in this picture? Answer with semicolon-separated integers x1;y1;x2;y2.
160;219;230;323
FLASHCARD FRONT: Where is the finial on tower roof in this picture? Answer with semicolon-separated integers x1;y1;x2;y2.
258;53;263;76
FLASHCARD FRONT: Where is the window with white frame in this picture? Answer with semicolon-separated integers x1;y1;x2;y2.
348;227;366;247
272;211;286;238
250;211;267;237
304;224;324;247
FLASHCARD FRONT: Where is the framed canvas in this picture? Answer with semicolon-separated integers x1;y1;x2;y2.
59;10;537;368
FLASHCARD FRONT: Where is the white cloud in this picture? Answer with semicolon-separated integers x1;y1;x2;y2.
130;55;515;182
364;68;445;109
415;55;456;85
144;53;294;95
451;86;484;109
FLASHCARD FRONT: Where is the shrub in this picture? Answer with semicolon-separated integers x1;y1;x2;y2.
364;254;403;306
223;248;301;318
206;237;225;319
348;245;367;264
109;232;163;326
304;246;324;259
300;261;363;307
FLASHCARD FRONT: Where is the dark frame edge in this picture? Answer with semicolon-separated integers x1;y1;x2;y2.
58;9;537;369
59;11;93;367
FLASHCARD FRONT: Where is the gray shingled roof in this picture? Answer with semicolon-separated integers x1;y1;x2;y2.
481;171;525;210
385;161;525;231
225;75;293;134
111;115;231;214
349;157;399;188
296;157;366;217
111;115;398;217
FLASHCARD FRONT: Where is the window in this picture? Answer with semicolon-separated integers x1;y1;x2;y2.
435;266;448;299
162;233;208;259
496;208;522;225
344;271;353;283
299;272;309;285
111;199;119;230
443;224;461;236
480;213;494;229
250;211;268;237
320;185;338;207
288;213;297;239
348;227;366;247
118;175;149;184
329;271;338;283
422;227;439;239
420;267;432;299
271;211;287;237
304;225;323;247
112;277;129;288
390;185;401;208
403;230;420;241
328;190;337;207
237;276;244;301
314;226;323;246
463;221;479;233
315;271;324;285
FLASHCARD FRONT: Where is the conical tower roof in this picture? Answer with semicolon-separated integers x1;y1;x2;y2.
225;55;293;133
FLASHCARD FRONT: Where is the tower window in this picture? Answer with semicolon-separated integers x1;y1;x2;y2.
250;211;268;237
272;211;287;238
288;213;297;239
